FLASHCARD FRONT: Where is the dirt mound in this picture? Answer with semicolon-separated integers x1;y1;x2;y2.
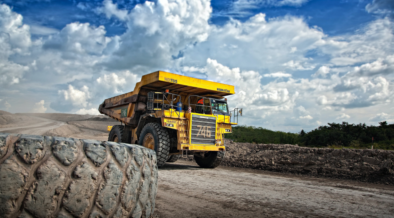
0;114;27;125
18;113;96;122
220;139;394;185
44;124;81;137
0;110;16;125
20;113;116;123
0;110;11;115
180;139;394;184
0;112;118;141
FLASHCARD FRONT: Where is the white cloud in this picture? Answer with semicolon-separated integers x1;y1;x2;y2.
181;13;325;73
263;72;292;78
0;61;29;85
0;4;32;85
44;22;109;56
325;18;394;66
300;115;313;120
104;0;211;70
296;106;308;115
203;58;299;121
283;60;314;70
370;113;394;122
31;100;47;113
0;4;32;53
51;70;140;113
255;88;291;105
0;99;11;110
366;0;394;15
205;58;242;84
274;0;309;7
352;55;394;76
332;76;391;108
58;85;91;108
204;58;262;109
224;0;310;17
313;66;330;78
182;66;207;73
95;0;128;21
29;25;58;35
77;2;88;11
95;70;139;95
317;95;328;105
336;113;350;120
75;108;100;115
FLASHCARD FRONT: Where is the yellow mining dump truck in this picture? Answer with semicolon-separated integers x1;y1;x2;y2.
99;71;242;168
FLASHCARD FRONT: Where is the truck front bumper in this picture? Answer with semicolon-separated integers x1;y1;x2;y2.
179;144;225;151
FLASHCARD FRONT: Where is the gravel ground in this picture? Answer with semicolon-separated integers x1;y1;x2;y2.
156;160;394;218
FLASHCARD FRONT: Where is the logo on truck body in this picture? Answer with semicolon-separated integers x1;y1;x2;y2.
217;88;230;93
164;77;178;83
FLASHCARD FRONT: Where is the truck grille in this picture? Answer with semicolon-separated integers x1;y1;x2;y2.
191;115;216;145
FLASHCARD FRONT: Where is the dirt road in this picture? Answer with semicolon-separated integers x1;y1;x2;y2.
1;111;394;217
0;117;64;135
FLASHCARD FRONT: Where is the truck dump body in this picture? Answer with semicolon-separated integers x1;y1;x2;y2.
102;71;234;106
99;71;235;125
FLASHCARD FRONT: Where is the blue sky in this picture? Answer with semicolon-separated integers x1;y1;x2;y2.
6;0;382;36
0;0;393;132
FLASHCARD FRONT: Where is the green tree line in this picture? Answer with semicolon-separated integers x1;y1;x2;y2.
224;125;299;144
225;121;394;150
300;121;394;149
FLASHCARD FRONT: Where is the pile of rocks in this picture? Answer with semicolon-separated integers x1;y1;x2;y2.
221;139;394;184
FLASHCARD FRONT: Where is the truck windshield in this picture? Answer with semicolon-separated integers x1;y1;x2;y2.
211;99;229;115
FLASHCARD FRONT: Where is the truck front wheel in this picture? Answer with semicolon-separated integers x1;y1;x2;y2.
108;125;124;143
194;151;225;168
138;123;170;167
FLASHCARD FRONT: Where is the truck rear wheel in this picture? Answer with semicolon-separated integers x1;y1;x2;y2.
194;151;225;168
166;155;180;163
138;123;170;167
0;133;158;218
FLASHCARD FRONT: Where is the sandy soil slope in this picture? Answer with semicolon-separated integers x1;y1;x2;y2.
0;111;119;141
0;111;393;217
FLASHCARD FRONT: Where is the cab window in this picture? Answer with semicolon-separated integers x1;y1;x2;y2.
211;99;229;115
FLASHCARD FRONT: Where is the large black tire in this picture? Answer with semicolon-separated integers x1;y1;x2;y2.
194;151;225;168
166;155;180;163
166;137;179;163
138;123;170;168
0;133;158;218
108;125;131;143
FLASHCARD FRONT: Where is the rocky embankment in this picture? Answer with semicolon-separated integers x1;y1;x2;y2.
185;139;394;185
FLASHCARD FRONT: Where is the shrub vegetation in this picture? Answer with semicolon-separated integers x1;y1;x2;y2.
225;121;394;150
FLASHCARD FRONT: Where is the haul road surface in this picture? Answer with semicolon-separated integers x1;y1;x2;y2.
1;112;393;218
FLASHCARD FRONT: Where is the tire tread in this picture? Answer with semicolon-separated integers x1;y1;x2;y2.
0;133;158;218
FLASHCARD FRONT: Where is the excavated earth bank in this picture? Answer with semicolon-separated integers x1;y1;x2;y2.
186;139;394;185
